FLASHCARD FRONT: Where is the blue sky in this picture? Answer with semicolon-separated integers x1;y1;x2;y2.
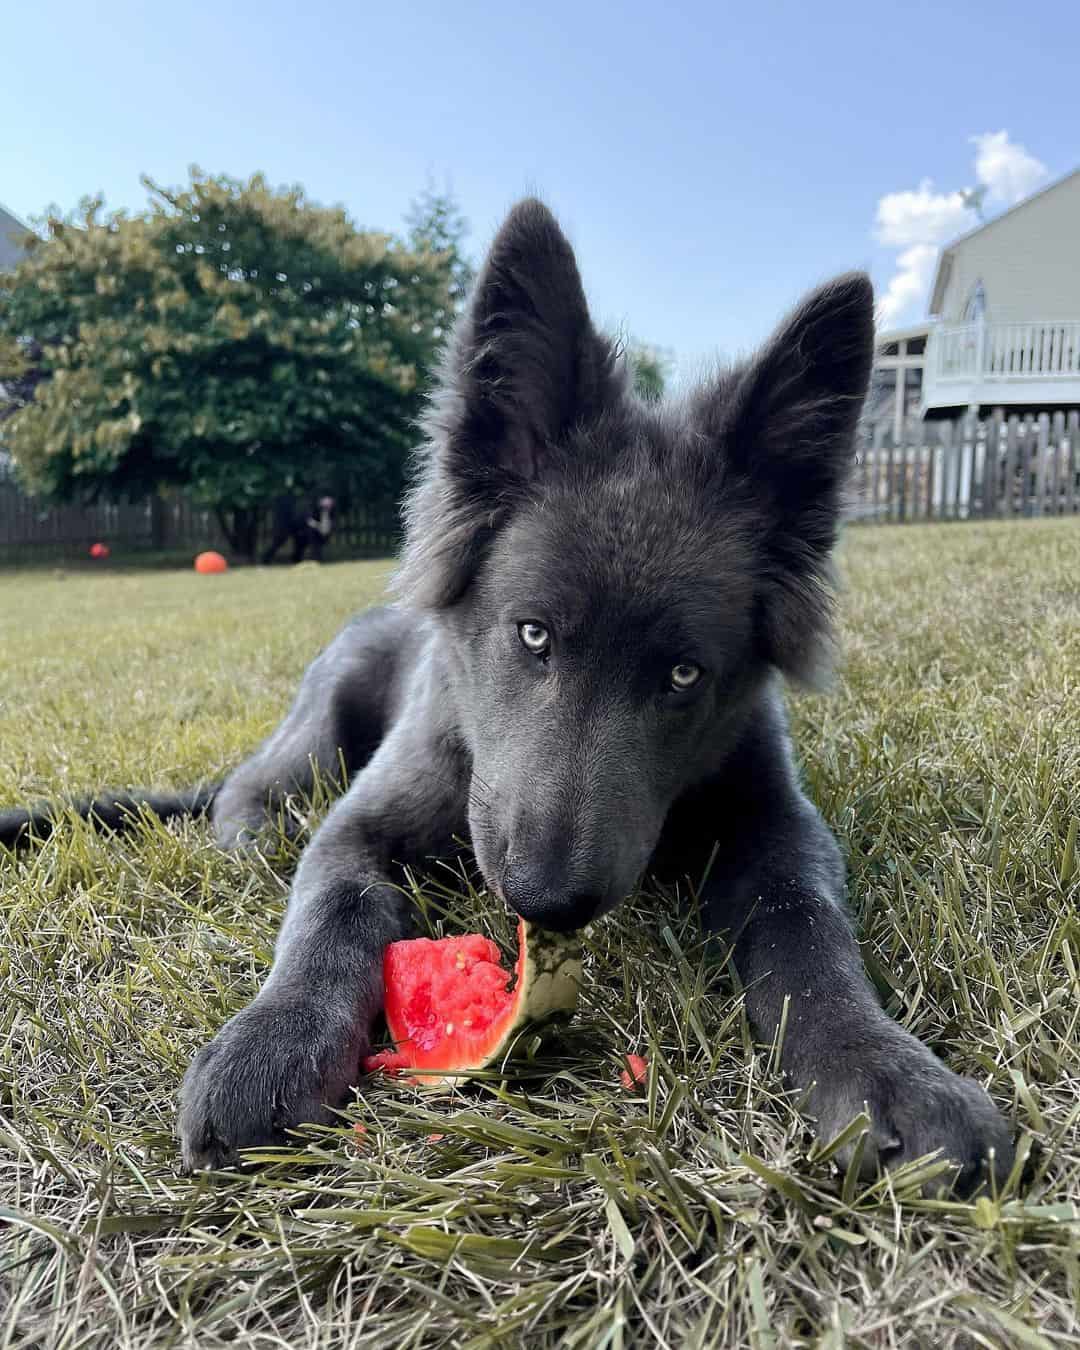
3;0;1078;379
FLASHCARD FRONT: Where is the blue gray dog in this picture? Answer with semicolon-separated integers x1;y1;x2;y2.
1;200;1012;1189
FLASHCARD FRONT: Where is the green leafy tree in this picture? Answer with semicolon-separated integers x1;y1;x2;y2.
406;185;475;325
629;342;670;402
0;171;458;557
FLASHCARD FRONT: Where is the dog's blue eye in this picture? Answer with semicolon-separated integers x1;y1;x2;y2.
519;623;550;656
670;662;702;691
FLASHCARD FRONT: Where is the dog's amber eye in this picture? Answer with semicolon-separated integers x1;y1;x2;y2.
519;622;550;656
670;662;702;691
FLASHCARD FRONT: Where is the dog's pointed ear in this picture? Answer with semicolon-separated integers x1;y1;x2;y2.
446;197;617;479
697;273;874;683
719;272;874;500
397;199;622;607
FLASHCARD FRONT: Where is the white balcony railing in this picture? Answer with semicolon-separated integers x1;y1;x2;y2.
932;319;1080;382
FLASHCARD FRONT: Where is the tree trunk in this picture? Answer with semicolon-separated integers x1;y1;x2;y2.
215;506;261;562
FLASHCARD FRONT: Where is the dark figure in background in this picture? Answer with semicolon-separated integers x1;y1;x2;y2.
262;495;337;565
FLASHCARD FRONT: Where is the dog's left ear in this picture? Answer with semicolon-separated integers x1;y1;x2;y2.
697;273;874;683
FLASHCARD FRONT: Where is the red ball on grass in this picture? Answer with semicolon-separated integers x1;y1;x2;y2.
194;551;228;575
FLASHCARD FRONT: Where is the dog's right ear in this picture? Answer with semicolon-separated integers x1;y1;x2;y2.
396;199;621;608
444;198;618;481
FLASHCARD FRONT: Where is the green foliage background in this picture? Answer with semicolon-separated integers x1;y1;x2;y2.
629;342;670;402
0;171;465;554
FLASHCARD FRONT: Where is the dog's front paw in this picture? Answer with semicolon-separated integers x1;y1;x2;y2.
804;1030;1014;1194
178;1000;364;1171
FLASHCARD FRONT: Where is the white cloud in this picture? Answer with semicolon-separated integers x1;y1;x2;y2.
875;180;971;249
876;243;938;327
971;131;1049;206
874;182;973;327
874;131;1050;328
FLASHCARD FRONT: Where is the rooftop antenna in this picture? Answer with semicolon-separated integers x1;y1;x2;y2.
960;185;988;220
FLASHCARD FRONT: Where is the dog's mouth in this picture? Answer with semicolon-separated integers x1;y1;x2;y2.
499;861;630;933
471;812;645;932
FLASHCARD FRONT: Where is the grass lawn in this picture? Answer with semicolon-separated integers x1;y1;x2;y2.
1;520;1078;1349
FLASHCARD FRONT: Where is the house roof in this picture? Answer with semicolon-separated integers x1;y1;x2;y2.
0;200;32;272
927;165;1080;315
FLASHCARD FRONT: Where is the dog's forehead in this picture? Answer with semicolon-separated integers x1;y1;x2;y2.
492;467;755;636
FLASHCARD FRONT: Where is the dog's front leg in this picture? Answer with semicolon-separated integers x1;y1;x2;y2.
703;800;1014;1193
179;725;468;1171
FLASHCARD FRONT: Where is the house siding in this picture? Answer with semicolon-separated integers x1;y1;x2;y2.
0;205;29;272
937;172;1080;323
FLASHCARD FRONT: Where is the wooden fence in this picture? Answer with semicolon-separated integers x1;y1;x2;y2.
0;476;400;564
4;407;1078;558
0;485;220;563
852;409;1080;524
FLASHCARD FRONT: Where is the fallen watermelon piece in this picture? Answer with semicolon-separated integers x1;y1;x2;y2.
363;919;582;1086
619;1053;649;1091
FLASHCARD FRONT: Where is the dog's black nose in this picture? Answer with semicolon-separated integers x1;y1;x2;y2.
500;863;600;933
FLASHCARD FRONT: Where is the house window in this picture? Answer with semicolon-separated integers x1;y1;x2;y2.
962;280;987;322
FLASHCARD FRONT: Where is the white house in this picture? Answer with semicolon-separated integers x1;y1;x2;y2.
872;166;1080;429
0;200;30;273
866;322;931;439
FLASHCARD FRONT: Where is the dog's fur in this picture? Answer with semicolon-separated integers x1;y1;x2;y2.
262;493;336;564
1;201;1012;1189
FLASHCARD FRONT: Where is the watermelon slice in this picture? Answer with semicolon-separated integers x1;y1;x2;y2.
363;919;582;1086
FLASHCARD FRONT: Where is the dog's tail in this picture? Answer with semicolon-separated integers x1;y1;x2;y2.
0;783;219;851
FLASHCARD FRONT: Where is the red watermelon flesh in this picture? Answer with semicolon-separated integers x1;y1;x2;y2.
364;919;581;1086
